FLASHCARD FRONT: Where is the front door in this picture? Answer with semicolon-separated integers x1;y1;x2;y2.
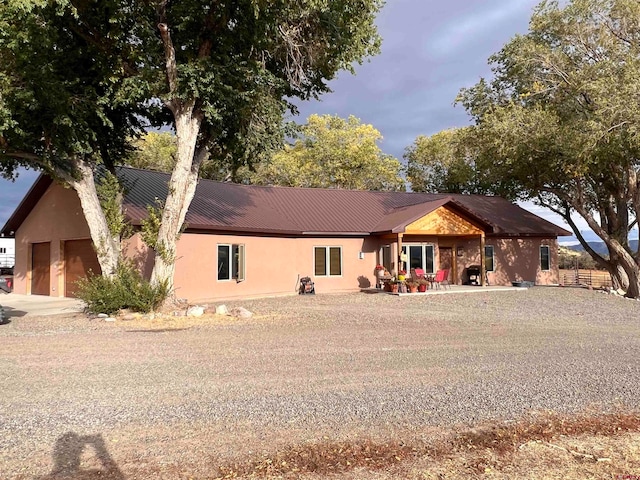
439;247;452;270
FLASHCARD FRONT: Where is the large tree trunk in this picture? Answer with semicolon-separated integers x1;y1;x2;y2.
64;162;120;279
149;102;203;291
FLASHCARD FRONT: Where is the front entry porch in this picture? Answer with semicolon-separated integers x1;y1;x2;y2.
375;205;491;286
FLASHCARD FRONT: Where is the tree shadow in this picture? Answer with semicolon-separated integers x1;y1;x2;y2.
39;432;125;479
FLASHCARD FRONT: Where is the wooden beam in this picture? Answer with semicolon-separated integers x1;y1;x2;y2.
452;242;458;286
480;233;486;286
397;233;404;273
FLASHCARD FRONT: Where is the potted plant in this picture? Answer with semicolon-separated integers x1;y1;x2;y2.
405;280;419;293
418;278;429;292
397;269;406;282
389;278;399;293
375;264;385;279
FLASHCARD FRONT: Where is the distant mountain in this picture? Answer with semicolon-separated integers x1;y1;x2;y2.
566;239;639;255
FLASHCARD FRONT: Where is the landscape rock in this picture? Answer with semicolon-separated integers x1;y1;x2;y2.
104;317;116;322
187;306;205;317
230;306;253;319
215;304;229;316
97;313;109;319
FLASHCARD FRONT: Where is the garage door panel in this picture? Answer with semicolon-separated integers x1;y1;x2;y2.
65;239;101;298
31;242;51;296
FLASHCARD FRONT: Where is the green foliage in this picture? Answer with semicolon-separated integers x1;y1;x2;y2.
96;170;130;239
405;128;488;194
127;132;177;172
244;114;405;191
449;0;640;292
76;262;169;315
140;202;175;264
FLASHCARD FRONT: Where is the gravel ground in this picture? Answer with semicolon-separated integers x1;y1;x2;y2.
1;287;639;478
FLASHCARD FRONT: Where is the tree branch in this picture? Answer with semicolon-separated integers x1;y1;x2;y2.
158;22;179;112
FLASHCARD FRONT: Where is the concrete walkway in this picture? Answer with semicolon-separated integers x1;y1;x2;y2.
364;285;530;296
0;293;85;318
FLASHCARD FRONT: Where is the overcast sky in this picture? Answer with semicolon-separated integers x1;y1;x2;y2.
1;0;584;235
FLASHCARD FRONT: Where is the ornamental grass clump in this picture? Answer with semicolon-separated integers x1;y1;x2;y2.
76;262;169;315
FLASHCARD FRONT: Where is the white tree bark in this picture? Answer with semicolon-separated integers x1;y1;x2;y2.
149;102;203;290
65;162;120;279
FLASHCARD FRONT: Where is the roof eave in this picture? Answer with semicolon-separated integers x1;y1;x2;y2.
1;174;52;236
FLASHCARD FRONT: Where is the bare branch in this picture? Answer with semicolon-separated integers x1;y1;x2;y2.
158;23;179;101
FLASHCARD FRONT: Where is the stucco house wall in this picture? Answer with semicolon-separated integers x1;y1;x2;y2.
6;171;567;300
455;237;559;286
171;233;376;302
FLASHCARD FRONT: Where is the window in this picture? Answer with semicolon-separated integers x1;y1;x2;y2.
314;246;342;277
402;244;435;273
484;245;495;272
540;245;550;271
217;244;245;281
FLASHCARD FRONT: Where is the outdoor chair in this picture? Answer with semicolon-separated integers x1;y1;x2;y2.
433;269;450;290
410;268;425;281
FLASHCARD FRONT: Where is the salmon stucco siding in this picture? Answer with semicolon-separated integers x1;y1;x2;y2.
3;168;570;300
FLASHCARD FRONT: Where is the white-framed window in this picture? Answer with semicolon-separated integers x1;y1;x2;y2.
540;245;550;271
314;246;342;277
217;244;246;281
402;244;435;274
484;245;495;272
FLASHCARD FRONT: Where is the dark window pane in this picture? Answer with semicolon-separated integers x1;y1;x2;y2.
540;246;550;271
232;244;239;279
315;247;326;276
218;245;229;280
409;245;423;270
329;247;341;276
484;246;494;272
426;246;434;273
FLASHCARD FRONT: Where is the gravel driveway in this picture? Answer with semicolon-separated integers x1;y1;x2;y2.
1;287;639;478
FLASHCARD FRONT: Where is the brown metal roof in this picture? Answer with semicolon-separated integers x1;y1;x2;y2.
1;167;572;238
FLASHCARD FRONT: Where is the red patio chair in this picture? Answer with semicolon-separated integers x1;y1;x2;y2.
433;269;450;290
410;268;425;281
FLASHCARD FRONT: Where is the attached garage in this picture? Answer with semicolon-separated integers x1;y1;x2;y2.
64;239;101;297
31;242;51;296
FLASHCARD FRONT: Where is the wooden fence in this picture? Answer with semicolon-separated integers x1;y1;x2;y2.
560;269;612;288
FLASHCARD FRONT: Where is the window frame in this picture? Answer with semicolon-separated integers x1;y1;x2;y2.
484;245;495;272
540;245;551;272
217;243;246;282
314;246;343;277
401;243;435;274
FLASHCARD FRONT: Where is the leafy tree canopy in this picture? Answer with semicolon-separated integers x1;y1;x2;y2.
453;0;640;294
405;128;490;194
244;114;405;191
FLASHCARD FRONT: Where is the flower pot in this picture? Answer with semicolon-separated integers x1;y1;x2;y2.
391;284;399;293
409;285;418;293
418;284;427;292
384;283;392;292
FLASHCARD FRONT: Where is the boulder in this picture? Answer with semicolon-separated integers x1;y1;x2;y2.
187;306;205;317
230;307;253;319
215;304;229;316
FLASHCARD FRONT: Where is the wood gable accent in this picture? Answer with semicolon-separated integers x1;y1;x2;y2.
404;206;484;236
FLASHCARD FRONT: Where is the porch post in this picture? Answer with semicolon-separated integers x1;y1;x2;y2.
480;233;486;287
452;242;458;286
397;233;404;274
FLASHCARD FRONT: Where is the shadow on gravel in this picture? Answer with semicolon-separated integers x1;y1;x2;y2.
38;432;125;480
1;304;26;319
